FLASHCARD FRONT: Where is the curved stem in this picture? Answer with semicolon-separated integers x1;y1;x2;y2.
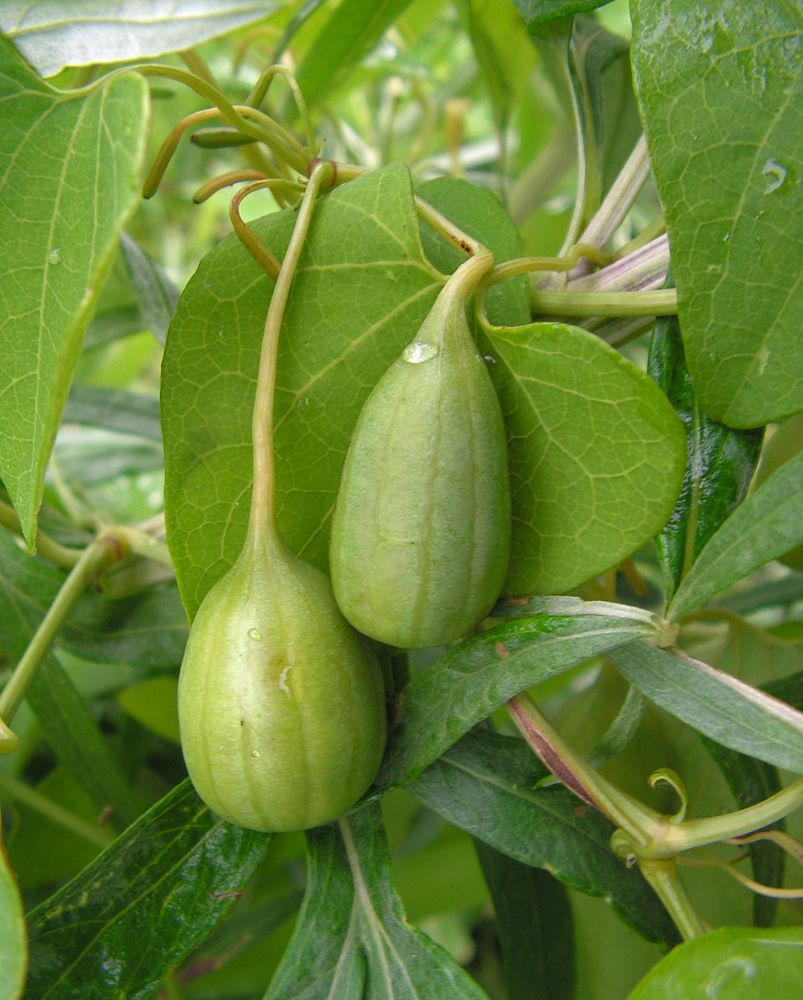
530;288;677;318
414;196;483;258
246;65;317;154
247;162;334;539
229;179;307;279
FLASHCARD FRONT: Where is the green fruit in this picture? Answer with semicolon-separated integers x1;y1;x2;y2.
330;279;511;649
177;532;386;832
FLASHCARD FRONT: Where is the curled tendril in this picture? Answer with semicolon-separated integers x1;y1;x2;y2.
648;768;689;825
246;65;317;155
229;178;308;280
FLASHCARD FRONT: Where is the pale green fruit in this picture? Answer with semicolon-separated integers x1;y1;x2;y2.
177;533;386;832
330;284;511;649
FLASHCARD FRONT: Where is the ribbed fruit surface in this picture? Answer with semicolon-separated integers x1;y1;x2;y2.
178;534;386;832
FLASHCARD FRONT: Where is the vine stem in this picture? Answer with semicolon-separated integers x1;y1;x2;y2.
0;501;81;569
638;857;708;940
248;161;334;539
0;533;125;749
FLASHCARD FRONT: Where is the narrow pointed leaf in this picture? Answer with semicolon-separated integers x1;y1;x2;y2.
648;311;763;601
612;641;803;773
379;599;658;788
474;841;575;1000
667;451;803;620
631;0;803;426
120;232;178;345
26;781;270;999
0;36;148;546
410;729;678;946
64;384;162;441
266;802;487;999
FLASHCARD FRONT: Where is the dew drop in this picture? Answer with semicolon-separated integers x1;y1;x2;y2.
247;627;262;641
403;341;439;364
250;749;261;759
295;396;311;412
483;354;497;365
48;247;61;265
763;158;788;194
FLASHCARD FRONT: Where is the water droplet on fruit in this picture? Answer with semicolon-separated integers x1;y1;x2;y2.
247;628;262;641
403;341;438;364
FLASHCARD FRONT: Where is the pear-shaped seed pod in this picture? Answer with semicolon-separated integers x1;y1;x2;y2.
178;533;386;832
330;276;510;649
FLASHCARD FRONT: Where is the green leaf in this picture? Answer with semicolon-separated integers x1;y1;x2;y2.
162;163;443;618
648;311;763;602
474;841;575;1000
667;451;803;620
119;232;179;345
409;729;678;946
0;818;26;1000
483;320;686;594
64;384;162;441
612;641;803;774
1;1;274;77
631;0;803;427
0;37;148;547
26;780;270;999
266;802;487;999
379;599;658;788
627;926;803;1000
295;0;416;107
514;1;616;29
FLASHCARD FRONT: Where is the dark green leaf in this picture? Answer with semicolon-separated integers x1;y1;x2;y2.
612;641;803;773
379;599;658;788
648;311;763;602
119;231;178;345
631;0;803;427
667;451;803;620
1;1;274;77
295;0;416;107
0;35;147;547
26;781;270;999
410;729;678;946
475;840;575;1000
64;384;162;441
627;926;803;1000
266;802;487;999
514;1;615;30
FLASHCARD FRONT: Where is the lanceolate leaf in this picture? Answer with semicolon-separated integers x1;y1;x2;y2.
0;817;26;1000
266;802;487;999
631;0;803;427
627;926;803;1000
474;841;575;1000
484;320;686;594
410;729;678;946
64;384;162;441
120;231;179;345
1;1;273;77
379;599;658;788
667;451;803;620
648;311;763;602
26;781;270;999
612;641;803;774
0;36;147;548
